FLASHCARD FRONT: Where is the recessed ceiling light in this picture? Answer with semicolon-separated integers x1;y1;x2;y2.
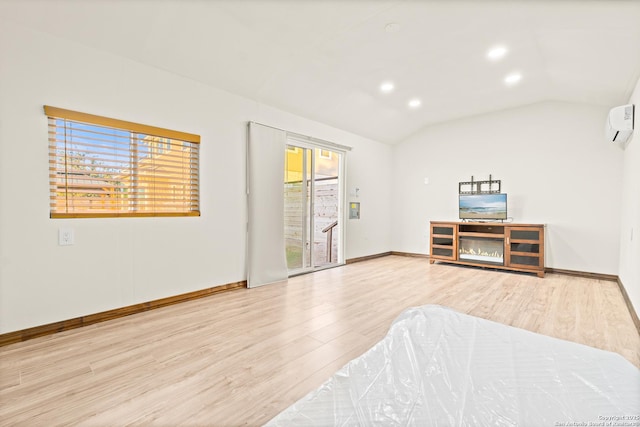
504;73;522;85
408;99;422;108
380;82;394;93
487;46;508;61
385;23;401;33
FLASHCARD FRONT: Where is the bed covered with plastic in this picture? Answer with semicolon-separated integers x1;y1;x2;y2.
265;305;640;426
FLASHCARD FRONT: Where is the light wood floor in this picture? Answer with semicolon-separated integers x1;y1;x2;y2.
1;256;639;426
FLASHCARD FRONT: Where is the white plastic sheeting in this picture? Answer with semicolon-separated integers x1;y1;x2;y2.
266;305;640;426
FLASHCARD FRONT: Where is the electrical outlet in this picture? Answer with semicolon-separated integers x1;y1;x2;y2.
59;228;74;246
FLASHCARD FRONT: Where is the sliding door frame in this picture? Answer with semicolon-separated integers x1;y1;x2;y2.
247;121;351;288
287;134;348;273
285;142;314;276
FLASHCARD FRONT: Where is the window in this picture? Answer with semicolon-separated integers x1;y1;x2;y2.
45;106;200;218
318;149;332;159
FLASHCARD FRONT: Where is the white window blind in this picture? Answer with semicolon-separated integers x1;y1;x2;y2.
45;106;200;218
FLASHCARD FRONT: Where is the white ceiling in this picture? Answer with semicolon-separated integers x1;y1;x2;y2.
2;0;640;144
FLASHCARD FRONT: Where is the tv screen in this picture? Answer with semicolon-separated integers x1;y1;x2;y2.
459;193;507;220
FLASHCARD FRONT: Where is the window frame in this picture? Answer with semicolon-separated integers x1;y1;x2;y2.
45;106;201;218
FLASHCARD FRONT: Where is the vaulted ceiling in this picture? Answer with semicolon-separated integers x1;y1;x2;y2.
2;0;640;144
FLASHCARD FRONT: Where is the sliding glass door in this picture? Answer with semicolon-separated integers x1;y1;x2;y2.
284;141;343;275
284;145;310;271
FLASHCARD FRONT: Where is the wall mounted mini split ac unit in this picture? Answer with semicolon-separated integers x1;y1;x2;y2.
605;104;634;145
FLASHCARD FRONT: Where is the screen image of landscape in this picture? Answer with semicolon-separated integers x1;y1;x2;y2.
459;193;507;220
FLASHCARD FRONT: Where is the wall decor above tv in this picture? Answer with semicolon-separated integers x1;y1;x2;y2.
458;174;501;195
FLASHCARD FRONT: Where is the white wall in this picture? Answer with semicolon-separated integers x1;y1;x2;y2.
391;101;624;274
618;76;640;316
0;21;391;333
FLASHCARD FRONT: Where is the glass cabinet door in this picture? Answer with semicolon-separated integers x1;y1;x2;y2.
506;227;543;269
430;224;456;260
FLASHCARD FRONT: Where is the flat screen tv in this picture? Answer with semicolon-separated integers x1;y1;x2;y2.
459;193;507;220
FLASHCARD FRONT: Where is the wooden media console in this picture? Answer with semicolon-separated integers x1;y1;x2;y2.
430;221;545;277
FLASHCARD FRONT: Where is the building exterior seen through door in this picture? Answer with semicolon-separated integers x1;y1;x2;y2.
284;142;343;275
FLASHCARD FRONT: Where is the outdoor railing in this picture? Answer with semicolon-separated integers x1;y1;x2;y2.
322;220;338;263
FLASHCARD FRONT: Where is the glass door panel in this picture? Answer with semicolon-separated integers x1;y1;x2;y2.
285;143;343;275
313;148;340;268
284;145;308;271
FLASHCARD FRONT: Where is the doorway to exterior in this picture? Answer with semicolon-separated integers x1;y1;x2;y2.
284;141;343;275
